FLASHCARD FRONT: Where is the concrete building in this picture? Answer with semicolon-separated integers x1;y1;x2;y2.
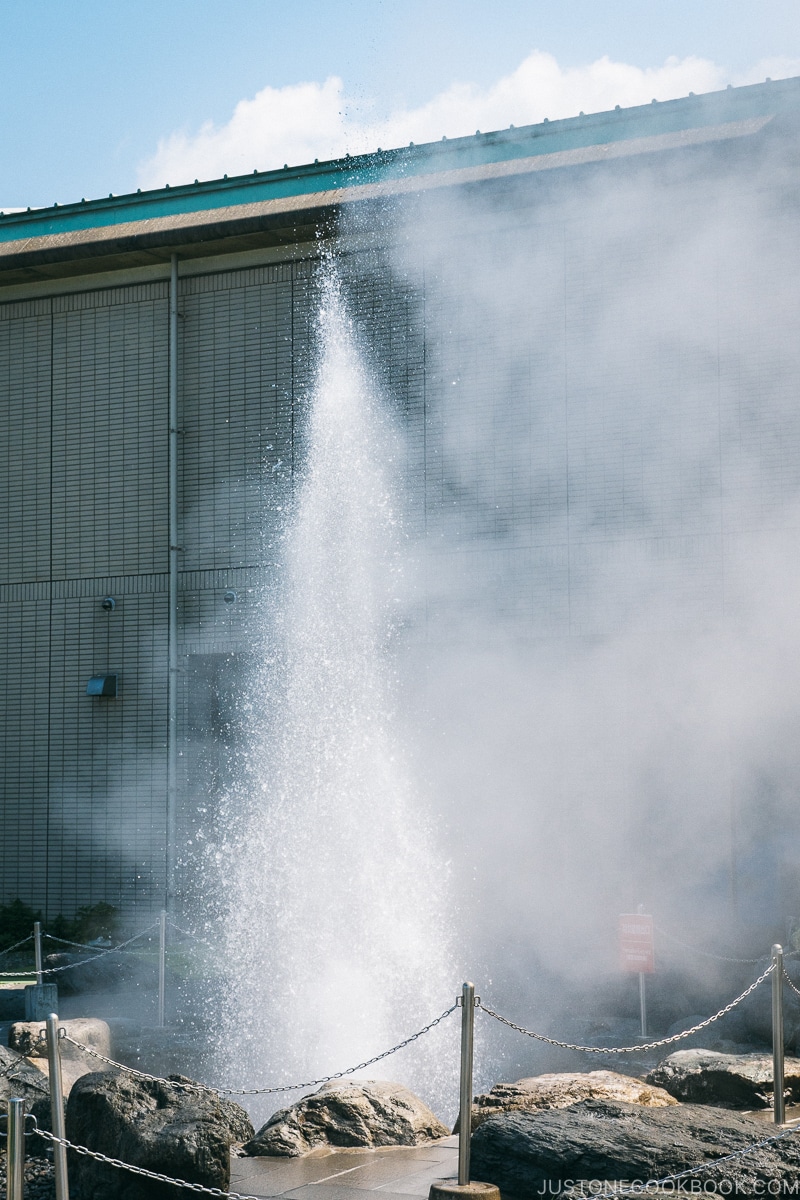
2;77;800;925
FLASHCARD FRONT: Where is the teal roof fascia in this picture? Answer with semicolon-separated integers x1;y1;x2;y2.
1;75;797;247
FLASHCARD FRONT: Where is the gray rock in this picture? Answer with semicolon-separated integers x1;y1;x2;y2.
65;1070;254;1200
0;1044;52;1142
10;1016;111;1059
470;1099;800;1197
647;1048;800;1108
462;1070;677;1131
9;1017;113;1097
244;1079;449;1157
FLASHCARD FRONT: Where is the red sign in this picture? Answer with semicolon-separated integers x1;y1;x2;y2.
619;913;655;974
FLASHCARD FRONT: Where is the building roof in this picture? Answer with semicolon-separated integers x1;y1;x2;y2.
1;75;799;289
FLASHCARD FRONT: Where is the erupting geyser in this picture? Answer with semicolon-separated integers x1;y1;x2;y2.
210;264;456;1119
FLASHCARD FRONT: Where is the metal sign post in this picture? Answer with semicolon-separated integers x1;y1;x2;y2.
619;908;654;1038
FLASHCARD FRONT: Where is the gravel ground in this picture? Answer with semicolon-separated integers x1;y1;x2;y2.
0;1149;55;1198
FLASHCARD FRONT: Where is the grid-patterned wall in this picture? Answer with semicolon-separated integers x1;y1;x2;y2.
3;154;800;920
0;284;171;918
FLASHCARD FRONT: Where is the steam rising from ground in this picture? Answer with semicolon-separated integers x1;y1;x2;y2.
209;268;456;1120
375;138;800;1014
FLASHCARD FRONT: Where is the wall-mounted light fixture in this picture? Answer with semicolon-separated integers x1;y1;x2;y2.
86;675;118;697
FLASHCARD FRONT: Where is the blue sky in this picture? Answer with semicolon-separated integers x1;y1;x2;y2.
3;1;799;207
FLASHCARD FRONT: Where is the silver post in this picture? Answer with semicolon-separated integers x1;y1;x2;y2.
7;1097;26;1200
637;903;647;1038
773;943;785;1125
458;981;475;1187
46;1014;70;1200
34;920;43;986
166;253;179;909
158;909;167;1028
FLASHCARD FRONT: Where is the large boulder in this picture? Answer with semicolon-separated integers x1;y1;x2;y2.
462;1070;677;1131
0;1044;50;1126
243;1080;449;1157
647;1049;800;1108
9;1016;111;1060
9;1017;113;1097
65;1070;254;1200
470;1099;800;1197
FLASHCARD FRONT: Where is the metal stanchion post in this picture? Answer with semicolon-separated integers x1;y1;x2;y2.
34;920;43;986
773;943;785;1125
46;1014;70;1200
158;909;167;1028
428;986;498;1200
458;982;475;1187
7;1097;25;1200
637;903;647;1038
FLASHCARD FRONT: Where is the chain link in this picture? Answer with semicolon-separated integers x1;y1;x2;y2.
60;1037;217;1093
63;1002;458;1097
654;925;768;964
166;919;218;952
587;1118;800;1198
0;924;158;976
0;934;34;958
43;932;119;952
36;923;160;975
783;965;800;1001
33;1124;262;1200
477;963;775;1054
219;1002;459;1095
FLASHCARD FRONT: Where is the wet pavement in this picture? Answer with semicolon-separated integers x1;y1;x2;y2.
229;1135;459;1200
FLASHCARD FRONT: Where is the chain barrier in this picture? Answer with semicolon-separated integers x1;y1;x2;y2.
43;932;119;952
166;919;218;952
60;1036;217;1093
0;922;159;977
588;1119;800;1198
0;934;34;958
32;1122;262;1200
656;926;799;965
62;1002;458;1097
477;963;775;1054
220;1002;458;1095
654;925;768;964
38;923;159;975
783;965;800;1001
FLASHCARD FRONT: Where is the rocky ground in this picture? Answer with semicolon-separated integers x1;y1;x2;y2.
0;1149;55;1199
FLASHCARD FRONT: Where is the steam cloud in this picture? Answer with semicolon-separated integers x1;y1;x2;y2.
363;128;800;1030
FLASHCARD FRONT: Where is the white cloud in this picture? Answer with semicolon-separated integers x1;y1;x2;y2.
137;51;800;189
140;76;348;189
